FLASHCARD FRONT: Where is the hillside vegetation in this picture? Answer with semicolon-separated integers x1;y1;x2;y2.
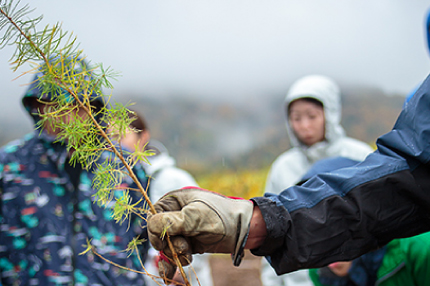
0;86;405;197
120;86;405;197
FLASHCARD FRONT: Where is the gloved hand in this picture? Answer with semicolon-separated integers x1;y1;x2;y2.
148;187;254;269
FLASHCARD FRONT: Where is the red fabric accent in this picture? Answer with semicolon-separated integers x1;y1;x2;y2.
227;196;246;200
155;251;170;269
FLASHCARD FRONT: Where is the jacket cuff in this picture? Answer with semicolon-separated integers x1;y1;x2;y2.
249;197;291;256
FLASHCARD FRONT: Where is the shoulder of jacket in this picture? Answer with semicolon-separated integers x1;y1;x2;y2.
332;137;373;151
340;136;370;145
268;149;308;180
153;166;196;183
395;232;430;255
378;233;430;278
0;135;36;162
273;148;303;163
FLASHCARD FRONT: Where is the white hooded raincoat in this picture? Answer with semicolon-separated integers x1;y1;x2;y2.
261;75;373;286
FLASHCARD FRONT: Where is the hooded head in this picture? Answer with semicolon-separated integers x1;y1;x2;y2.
120;109;151;152
284;75;345;148
22;57;106;123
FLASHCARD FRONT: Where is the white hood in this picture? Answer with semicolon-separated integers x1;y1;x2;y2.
284;75;345;161
143;139;176;176
143;139;198;202
264;75;373;197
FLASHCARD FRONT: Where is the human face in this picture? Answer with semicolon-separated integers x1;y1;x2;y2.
120;130;150;152
33;101;89;136
327;261;353;277
288;99;325;146
120;131;140;151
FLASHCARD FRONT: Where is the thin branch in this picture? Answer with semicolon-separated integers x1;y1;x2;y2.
0;3;47;64
0;3;192;284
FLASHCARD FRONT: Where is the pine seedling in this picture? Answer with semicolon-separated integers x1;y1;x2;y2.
0;1;192;285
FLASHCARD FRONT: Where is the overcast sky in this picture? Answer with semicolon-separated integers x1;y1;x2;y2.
1;1;430;120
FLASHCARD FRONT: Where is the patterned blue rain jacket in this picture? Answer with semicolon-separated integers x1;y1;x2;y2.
0;131;149;285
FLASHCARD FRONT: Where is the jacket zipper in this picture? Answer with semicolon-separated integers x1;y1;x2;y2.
375;261;405;286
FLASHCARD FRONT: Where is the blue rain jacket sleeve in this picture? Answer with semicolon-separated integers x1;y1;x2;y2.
251;73;430;275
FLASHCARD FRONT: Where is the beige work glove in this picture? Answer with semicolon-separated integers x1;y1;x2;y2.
148;187;254;280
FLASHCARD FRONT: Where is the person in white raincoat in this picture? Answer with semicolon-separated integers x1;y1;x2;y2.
261;75;373;286
121;110;213;286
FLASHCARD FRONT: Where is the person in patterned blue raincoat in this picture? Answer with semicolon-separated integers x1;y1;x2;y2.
0;60;149;285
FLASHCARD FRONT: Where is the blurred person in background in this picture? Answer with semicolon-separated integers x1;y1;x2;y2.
121;109;214;286
309;231;430;286
0;60;149;285
147;72;430;283
261;75;373;286
299;12;430;285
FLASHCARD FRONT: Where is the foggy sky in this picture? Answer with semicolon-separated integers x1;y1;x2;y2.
1;1;430;122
